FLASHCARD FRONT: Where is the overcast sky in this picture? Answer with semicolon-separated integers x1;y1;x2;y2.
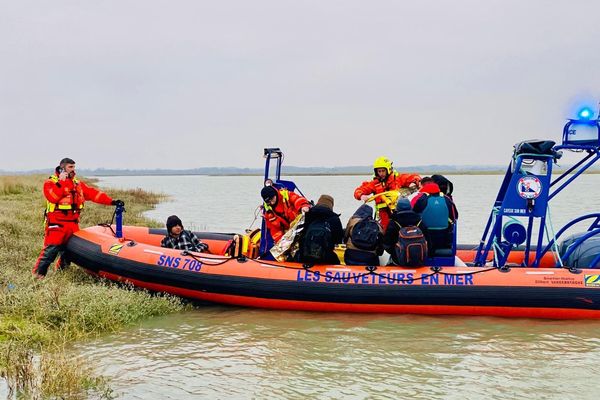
2;0;600;171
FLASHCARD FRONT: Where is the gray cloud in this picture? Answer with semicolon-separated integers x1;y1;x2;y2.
1;0;600;171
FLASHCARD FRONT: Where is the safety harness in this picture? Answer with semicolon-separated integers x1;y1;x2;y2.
45;175;84;214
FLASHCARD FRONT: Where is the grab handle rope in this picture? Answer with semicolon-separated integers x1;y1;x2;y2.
544;203;564;267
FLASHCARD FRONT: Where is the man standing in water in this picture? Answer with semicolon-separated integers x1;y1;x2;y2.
33;157;122;278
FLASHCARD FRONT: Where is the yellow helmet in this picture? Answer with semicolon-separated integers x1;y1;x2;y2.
373;156;393;175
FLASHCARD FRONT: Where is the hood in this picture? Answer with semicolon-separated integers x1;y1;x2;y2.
306;204;340;220
420;182;441;195
395;198;411;212
431;174;453;195
352;204;374;219
392;210;422;227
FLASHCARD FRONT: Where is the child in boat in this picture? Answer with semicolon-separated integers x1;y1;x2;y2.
161;215;208;252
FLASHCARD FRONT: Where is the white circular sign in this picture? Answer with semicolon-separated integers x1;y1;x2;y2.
517;176;542;199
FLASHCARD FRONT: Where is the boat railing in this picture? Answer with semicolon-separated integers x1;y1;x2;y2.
534;213;600;267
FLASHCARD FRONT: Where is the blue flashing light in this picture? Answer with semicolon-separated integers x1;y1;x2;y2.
578;107;593;120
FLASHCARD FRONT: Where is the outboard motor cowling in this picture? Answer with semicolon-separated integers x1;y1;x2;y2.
559;232;600;268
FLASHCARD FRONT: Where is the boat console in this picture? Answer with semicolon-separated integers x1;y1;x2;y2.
475;106;600;269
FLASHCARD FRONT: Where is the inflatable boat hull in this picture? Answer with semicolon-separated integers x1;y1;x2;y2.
66;225;600;319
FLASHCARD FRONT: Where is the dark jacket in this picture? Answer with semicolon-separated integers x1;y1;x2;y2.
343;204;383;266
298;205;344;264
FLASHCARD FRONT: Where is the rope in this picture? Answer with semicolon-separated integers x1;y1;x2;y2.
250;258;499;283
247;205;262;231
184;251;232;266
98;222;117;236
544;203;564;267
492;238;503;267
98;208;122;238
490;206;501;266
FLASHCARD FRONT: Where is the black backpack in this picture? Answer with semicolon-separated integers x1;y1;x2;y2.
394;225;427;266
302;219;333;262
351;217;381;251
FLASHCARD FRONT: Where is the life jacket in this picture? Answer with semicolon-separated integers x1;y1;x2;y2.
421;194;450;230
372;172;398;210
46;175;85;214
394;224;427;266
301;219;333;263
263;188;290;213
262;189;292;229
350;217;381;251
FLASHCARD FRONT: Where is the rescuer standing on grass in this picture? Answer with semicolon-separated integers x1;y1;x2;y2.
33;157;123;278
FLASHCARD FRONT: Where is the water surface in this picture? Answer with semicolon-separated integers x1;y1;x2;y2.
46;175;600;398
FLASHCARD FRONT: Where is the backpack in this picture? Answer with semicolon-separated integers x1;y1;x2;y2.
351;217;381;251
394;225;427;266
302;219;333;262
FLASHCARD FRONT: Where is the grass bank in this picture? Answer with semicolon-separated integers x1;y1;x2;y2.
0;175;188;399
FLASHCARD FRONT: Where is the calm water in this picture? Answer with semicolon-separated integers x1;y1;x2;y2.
96;174;600;244
9;175;600;399
76;309;600;400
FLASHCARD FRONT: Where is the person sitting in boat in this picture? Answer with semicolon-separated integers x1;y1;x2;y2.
354;156;421;230
261;185;311;244
343;204;384;266
411;179;458;253
297;195;344;265
383;198;429;266
161;215;208;252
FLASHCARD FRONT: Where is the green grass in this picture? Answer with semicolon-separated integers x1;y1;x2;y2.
0;175;188;399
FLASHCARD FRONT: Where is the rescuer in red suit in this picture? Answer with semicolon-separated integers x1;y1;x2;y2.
33;157;123;278
354;156;421;230
261;185;311;243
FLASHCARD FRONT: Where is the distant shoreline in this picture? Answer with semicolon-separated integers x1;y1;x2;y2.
86;170;600;177
3;169;600;177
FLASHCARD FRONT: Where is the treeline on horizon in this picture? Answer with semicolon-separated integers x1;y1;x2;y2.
3;164;600;176
2;164;513;176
